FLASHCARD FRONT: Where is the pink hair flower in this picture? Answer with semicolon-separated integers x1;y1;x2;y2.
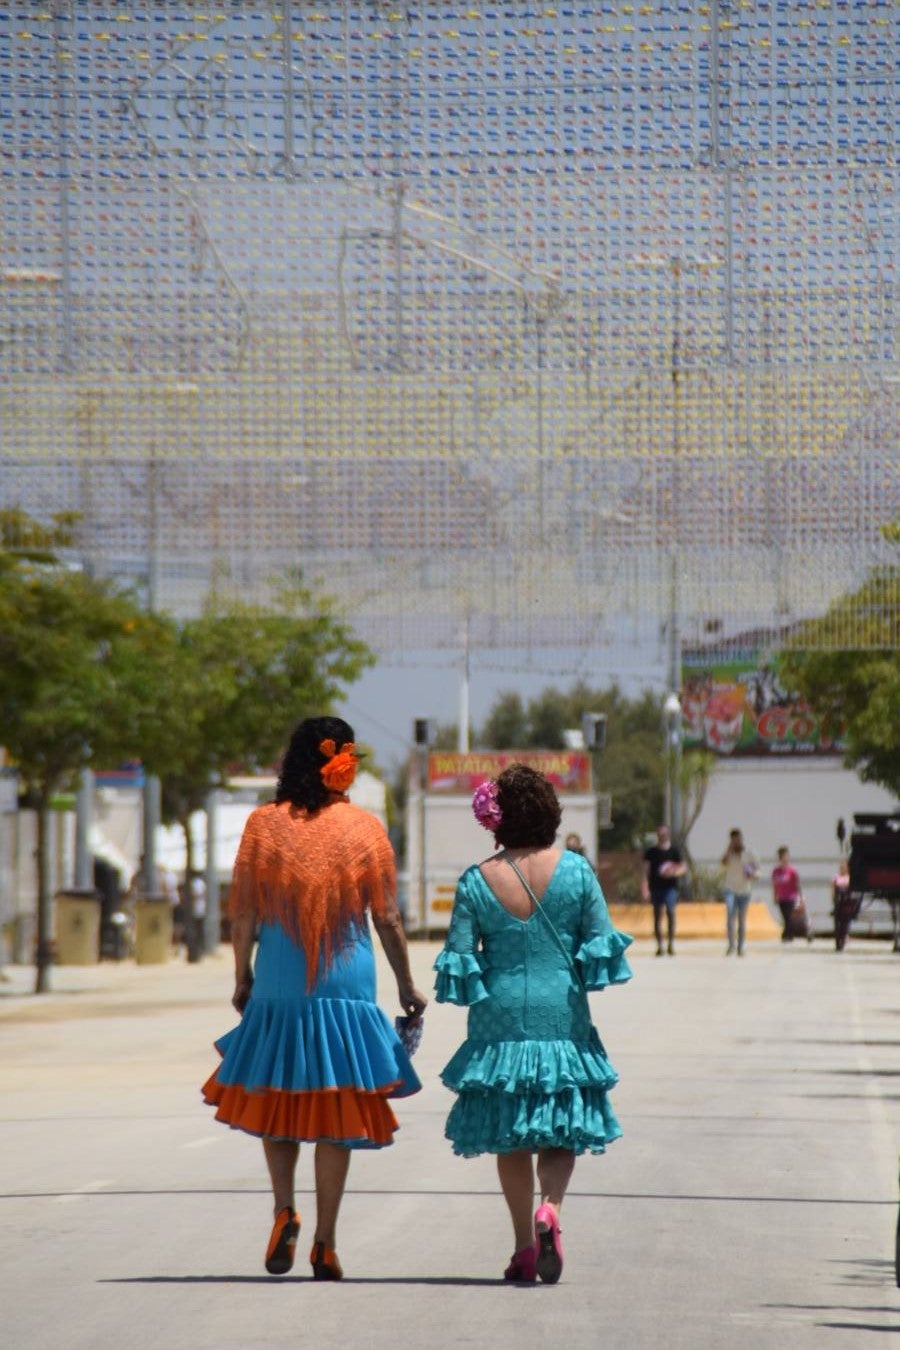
472;780;502;832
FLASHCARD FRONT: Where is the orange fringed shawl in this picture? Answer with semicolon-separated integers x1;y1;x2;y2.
229;799;397;988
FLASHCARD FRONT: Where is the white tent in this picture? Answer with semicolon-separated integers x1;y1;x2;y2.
87;825;134;889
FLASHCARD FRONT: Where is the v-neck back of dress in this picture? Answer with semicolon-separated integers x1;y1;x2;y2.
478;850;564;923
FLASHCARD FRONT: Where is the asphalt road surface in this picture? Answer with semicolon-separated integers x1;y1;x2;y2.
1;933;897;1350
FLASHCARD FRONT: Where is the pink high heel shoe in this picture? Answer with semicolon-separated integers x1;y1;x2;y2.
503;1243;537;1283
534;1203;564;1284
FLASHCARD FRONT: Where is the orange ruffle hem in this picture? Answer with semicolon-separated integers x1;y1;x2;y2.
201;1073;401;1145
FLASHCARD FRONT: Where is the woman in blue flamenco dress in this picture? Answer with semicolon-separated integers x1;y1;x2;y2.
202;717;427;1280
435;763;633;1285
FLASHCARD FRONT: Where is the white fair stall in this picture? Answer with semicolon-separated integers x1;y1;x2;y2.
406;750;597;932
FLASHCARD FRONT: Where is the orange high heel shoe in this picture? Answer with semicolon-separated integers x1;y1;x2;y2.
265;1207;300;1275
309;1240;343;1281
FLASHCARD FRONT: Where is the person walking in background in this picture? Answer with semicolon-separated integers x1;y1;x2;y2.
186;870;207;963
158;864;179;909
832;858;856;951
157;864;182;951
435;764;633;1285
771;846;802;943
564;831;597;875
642;824;687;956
721;828;758;956
202;717;427;1280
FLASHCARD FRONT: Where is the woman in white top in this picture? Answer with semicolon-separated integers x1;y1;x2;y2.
721;828;758;956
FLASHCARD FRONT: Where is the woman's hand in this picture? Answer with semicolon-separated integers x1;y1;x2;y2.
232;973;254;1014
398;982;428;1024
230;910;257;1014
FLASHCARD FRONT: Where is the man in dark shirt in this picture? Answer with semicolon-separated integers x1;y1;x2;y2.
642;824;687;956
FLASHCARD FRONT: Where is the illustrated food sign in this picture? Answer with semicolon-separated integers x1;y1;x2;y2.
681;657;844;757
427;751;592;793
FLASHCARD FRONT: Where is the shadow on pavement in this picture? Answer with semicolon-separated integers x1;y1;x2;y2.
6;1186;895;1207
100;1274;511;1287
814;1323;899;1334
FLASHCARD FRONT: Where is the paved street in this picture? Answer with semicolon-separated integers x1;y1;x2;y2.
1;933;898;1350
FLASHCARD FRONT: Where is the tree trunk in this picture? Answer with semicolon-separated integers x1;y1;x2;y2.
181;815;194;880
180;812;203;962
35;797;54;994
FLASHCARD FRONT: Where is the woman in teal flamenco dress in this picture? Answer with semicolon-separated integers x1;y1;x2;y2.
434;763;633;1285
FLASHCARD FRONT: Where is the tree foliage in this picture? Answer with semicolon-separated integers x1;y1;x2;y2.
0;523;375;986
480;691;529;750
0;566;157;801
132;588;375;869
676;747;718;874
479;681;667;850
0;557;162;990
779;558;900;797
0;507;78;569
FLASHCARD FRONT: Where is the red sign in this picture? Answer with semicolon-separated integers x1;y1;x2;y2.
426;751;592;794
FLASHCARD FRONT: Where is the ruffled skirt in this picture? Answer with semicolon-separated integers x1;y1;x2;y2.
441;1029;622;1158
202;921;420;1148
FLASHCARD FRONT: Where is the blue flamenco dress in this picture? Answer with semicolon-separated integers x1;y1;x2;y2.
203;919;421;1148
203;798;420;1148
434;852;633;1157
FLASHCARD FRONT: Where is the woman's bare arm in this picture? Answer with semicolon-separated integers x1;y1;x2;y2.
231;908;256;1012
372;907;428;1021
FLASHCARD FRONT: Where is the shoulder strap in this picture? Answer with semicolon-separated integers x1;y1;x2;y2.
504;855;586;995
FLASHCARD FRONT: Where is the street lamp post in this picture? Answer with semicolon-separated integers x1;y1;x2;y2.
663;691;683;842
137;383;197;921
413;718;433;931
665;547;683;842
628;252;721;845
458;615;471;753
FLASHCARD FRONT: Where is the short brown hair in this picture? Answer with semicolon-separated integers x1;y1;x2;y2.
493;764;562;848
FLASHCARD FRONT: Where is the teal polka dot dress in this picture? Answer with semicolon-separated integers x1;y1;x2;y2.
434;852;633;1157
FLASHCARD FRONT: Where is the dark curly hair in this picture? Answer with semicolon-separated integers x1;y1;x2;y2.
493;763;562;848
276;715;355;812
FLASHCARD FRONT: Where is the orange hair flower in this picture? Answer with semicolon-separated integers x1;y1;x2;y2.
319;739;358;793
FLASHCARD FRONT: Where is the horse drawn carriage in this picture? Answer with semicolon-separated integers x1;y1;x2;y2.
842;811;900;953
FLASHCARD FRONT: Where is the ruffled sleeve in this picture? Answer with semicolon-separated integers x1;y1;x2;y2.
434;870;489;1005
433;948;488;1005
575;929;634;989
574;860;634;991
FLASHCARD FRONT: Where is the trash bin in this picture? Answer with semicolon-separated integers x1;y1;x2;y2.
54;890;102;965
134;896;173;965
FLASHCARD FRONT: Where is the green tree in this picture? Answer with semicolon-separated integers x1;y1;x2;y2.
480;691;528;749
676;747;717;886
0;561;161;991
0;508;78;568
779;563;900;797
476;681;667;851
430;722;461;751
593;688;668;851
134;590;375;875
0;529;374;986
